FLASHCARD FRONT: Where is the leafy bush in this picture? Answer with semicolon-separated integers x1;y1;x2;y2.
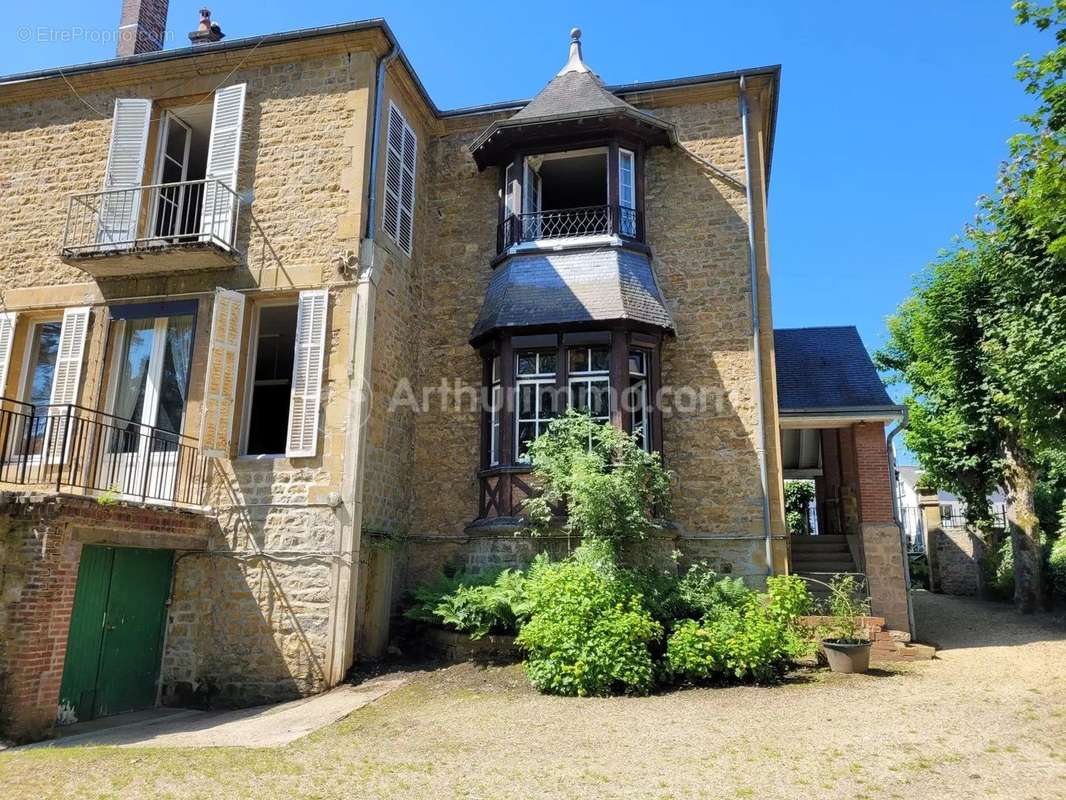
523;410;672;555
403;569;526;638
820;574;872;643
516;550;662;696
1049;534;1066;598
665;576;814;684
784;480;815;535
982;537;1015;600
676;561;753;620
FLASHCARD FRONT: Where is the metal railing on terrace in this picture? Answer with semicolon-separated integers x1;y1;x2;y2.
62;178;243;257
498;204;643;251
0;398;207;508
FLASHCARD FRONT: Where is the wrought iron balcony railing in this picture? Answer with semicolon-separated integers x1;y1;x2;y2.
498;204;643;251
62;178;244;258
0;398;207;508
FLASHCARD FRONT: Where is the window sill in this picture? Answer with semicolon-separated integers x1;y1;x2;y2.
477;464;533;478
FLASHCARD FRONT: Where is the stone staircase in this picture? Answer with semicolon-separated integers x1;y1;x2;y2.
790;535;857;590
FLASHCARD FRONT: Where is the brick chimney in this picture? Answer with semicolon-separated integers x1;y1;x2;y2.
189;7;225;45
117;0;169;57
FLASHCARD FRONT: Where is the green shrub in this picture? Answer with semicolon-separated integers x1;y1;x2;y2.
676;561;753;620
523;410;672;555
784;480;815;535
516;552;662;696
982;537;1015;600
664;619;726;680
1049;534;1066;597
404;569;526;638
665;577;814;685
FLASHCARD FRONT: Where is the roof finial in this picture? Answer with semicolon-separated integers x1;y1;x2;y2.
557;27;591;76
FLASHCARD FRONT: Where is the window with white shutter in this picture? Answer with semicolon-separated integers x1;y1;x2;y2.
199;289;246;457
285;289;328;458
382;102;417;255
97;99;152;249
49;307;90;406
201;83;247;248
0;313;17;395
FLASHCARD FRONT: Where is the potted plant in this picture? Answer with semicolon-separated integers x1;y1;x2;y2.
819;574;872;674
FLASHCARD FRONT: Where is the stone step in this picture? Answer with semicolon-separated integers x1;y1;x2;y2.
791;539;851;551
791;552;856;565
792;561;858;573
791;535;848;544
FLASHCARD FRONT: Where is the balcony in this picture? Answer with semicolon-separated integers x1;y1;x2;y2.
0;398;207;509
60;179;245;277
497;204;643;253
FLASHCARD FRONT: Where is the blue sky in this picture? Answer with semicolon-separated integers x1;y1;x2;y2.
2;1;1050;454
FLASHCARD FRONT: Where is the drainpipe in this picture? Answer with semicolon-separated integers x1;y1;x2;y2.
886;406;916;637
739;76;774;575
325;44;398;685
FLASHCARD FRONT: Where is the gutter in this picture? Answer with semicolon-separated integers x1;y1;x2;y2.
325;43;397;684
886;406;916;637
739;76;774;575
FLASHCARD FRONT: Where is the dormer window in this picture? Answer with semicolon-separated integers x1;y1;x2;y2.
498;144;642;251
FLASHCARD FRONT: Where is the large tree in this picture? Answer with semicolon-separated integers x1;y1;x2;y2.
878;1;1066;612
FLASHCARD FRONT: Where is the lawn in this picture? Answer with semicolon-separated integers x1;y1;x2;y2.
2;593;1064;800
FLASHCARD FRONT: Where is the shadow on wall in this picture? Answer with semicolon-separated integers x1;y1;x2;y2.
163;466;333;709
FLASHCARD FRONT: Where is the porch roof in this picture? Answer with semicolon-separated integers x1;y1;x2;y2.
774;326;902;420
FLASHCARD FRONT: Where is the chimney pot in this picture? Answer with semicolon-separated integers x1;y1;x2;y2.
116;0;170;57
189;7;225;45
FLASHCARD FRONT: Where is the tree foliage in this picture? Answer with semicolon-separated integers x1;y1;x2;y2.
877;3;1066;610
523;409;673;555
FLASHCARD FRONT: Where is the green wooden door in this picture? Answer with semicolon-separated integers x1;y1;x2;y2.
58;545;174;723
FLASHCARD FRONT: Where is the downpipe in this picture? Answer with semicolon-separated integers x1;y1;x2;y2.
886;406;916;637
739;77;774;575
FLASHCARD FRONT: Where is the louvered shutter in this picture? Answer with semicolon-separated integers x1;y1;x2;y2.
96;99;152;249
0;313;17;395
199;289;246;457
285;289;328;458
201;83;246;248
382;103;417;255
49;307;90;406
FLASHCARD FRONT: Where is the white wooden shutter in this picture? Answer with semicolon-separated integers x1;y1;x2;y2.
49;307;90;406
0;313;17;395
199;289;246;457
201;83;247;247
285;289;328;458
382;102;417;255
97;98;152;249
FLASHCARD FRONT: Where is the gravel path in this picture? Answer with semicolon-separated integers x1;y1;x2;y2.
2;591;1064;799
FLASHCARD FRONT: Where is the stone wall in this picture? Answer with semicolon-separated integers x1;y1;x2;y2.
402;80;784;587
930;527;985;597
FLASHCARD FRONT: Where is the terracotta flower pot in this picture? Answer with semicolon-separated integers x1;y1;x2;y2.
821;639;871;674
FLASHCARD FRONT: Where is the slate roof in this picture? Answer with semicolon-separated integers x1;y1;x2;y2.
470;248;675;343
508;68;635;123
773;326;900;414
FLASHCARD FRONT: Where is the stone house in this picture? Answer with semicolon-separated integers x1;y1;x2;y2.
0;3;911;741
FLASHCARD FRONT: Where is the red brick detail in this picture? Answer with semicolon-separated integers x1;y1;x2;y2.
0;495;211;740
117;0;169;57
852;422;894;524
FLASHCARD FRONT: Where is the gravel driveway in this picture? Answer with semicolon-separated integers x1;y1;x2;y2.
2;591;1064;799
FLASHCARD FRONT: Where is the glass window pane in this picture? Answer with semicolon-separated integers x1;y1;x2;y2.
517;422;536;458
517;352;537;375
628;350;645;376
27;322;62;407
590;379;610;417
570;381;589;412
518;383;535;418
539;351;556;375
590;347;610;372
540;383;557;416
569;347;588;373
152;315;195;451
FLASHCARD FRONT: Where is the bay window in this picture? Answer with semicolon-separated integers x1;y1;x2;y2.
515;350;558;461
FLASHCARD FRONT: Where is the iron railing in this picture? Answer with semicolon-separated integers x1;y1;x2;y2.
498;204;643;251
62;178;243;257
0;397;207;508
